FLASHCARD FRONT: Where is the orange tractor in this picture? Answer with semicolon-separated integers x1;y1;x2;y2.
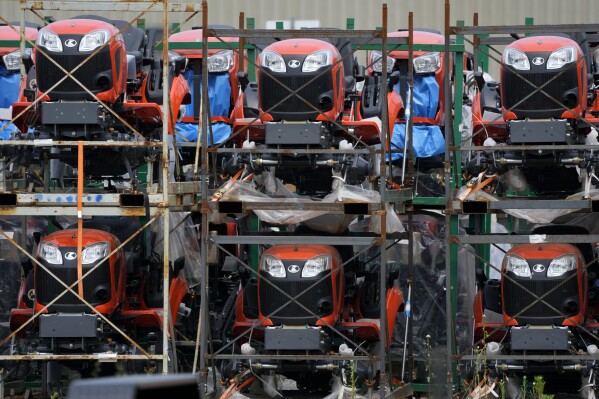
10;17;190;178
469;32;598;195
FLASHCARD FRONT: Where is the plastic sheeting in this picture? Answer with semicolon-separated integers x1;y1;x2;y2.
153;212;201;288
371;212;475;388
219;180;404;235
175;121;231;145
175;69;232;145
457;186;593;224
390;75;445;160
0;65;21;140
0;217;48;340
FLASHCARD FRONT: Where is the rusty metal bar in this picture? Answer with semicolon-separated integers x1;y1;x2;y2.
161;0;171;375
23;1;202;12
378;4;389;397
0;140;164;147
196;1;209;392
444;0;455;396
208;354;379;361
0;354;163;360
453;234;599;245
451;23;599;35
207;28;383;39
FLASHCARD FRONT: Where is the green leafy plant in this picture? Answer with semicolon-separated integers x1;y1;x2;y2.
532;375;554;399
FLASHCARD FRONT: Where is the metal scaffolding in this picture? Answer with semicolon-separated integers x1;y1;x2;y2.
446;0;599;396
0;1;203;394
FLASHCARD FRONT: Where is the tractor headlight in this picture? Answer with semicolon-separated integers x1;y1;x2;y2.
37;30;63;52
302;50;332;72
503;48;530;71
370;50;394;73
81;242;110;265
261;50;286;73
260;254;286;278
207;50;234;73
79;29;110;52
2;49;30;71
547;254;577;277
301;255;331;278
505;254;531;278
547;46;577;70
414;52;441;74
39;242;63;265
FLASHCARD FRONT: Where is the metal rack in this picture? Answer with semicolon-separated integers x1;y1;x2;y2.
446;3;599;396
0;1;204;394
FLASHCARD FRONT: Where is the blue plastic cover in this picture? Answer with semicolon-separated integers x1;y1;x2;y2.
0;65;20;140
390;75;445;160
175;69;232;144
176;121;232;145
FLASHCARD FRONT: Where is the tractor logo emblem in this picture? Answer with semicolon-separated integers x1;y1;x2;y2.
532;57;545;66
532;264;545;273
288;59;301;68
288;265;301;273
64;39;77;48
64;252;77;260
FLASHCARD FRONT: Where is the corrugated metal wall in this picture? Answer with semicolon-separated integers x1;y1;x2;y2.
1;0;595;30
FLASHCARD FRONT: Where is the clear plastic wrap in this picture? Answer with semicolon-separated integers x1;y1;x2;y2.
153;212;201;288
386;213;475;387
458;186;582;224
220;180;404;234
0;217;48;339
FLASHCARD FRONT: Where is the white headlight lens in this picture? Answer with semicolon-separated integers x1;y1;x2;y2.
207;50;234;73
260;254;286;278
504;48;530;70
547;46;577;70
302;50;332;73
370;50;394;73
301;255;331;278
38;30;63;52
79;30;110;52
547;254;577;277
2;49;24;71
39;243;63;265
414;52;441;74
261;50;286;73
505;254;531;278
81;242;110;265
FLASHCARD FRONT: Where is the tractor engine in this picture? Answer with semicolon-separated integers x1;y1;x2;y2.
34;229;125;315
258;245;343;328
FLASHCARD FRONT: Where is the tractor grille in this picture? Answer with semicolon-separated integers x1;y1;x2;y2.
259;69;334;121
260;276;333;325
501;64;579;118
504;274;579;322
36;49;112;100
35;262;112;307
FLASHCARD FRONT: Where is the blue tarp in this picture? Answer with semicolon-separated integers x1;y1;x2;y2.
175;69;232;144
176;121;232;145
390;75;445;160
0;65;20;140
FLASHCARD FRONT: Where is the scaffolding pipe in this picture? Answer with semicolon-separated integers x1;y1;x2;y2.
444;0;455;398
198;1;210;395
378;4;389;399
161;0;171;375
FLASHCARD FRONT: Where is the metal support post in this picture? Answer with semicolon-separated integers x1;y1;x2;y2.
162;0;171;375
378;4;389;398
198;1;210;395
